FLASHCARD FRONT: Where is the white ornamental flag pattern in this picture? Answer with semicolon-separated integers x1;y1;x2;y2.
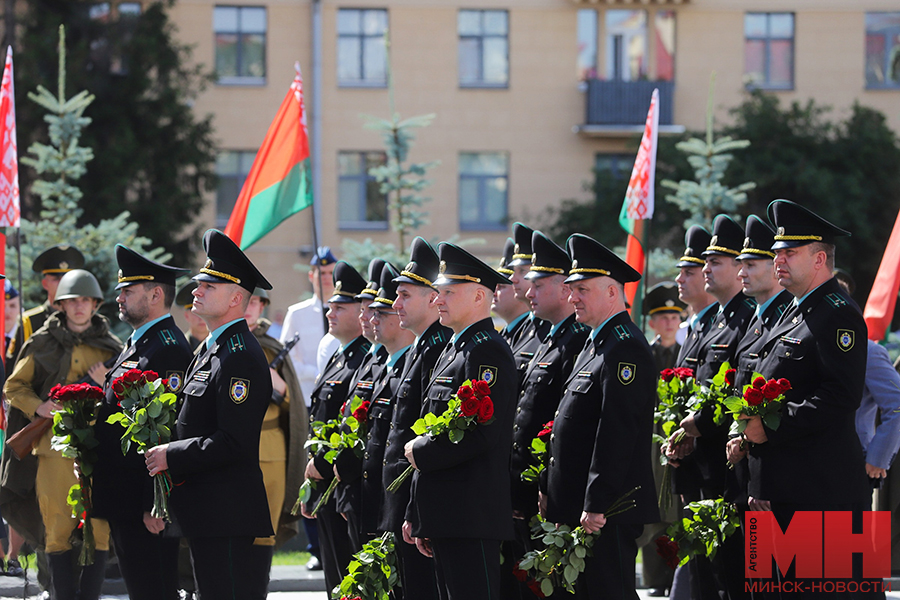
0;46;18;228
623;88;659;222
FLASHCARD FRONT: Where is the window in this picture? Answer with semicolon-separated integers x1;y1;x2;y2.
216;151;255;227
111;3;142;75
214;6;266;84
577;9;598;81
459;152;508;231
337;9;388;86
594;154;631;181
866;13;900;88
458;10;508;87
655;11;676;81
744;13;794;89
606;10;647;81
338;151;388;229
118;2;141;16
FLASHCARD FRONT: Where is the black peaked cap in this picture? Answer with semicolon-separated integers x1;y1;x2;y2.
676;226;712;268
565;234;641;284
328;261;366;304
372;263;401;308
193;229;272;292
525;231;569;281
768;199;850;250
737;215;777;261
702;215;744;258
496;238;515;278
32;245;85;274
642;281;686;316
434;243;511;291
394;237;439;288
508;222;536;267
175;281;197;308
115;244;190;290
357;258;387;301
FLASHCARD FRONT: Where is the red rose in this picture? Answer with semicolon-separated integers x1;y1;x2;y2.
777;378;791;392
48;384;63;401
112;381;126;397
512;562;528;582
752;376;766;389
656;536;680;570
744;387;764;406
526;579;545;598
460;397;480;417
472;380;491;397
724;369;736;386
674;367;694;380
762;380;782;400
353;400;371;423
457;385;475;400
660;368;675;382
537;420;554;440
477;398;494;423
161;379;169;390
142;370;159;385
123;369;142;384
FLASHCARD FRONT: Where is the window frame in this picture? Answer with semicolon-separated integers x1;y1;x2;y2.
458;152;509;232
215;150;256;228
744;12;795;91
337;8;389;88
214;5;268;86
865;12;900;90
337;150;389;231
458;9;509;89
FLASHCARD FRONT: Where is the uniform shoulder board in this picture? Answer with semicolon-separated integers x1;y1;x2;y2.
774;302;788;318
472;331;491;345
428;330;446;347
360;340;372;353
613;324;631;341
158;329;180;346
227;333;247;353
824;293;847;309
570;322;590;334
743;298;757;311
22;305;45;319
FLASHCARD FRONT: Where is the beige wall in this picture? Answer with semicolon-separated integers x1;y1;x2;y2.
168;0;900;321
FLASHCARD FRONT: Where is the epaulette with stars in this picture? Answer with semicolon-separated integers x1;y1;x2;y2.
472;331;491;345
158;329;180;346
824;293;848;309
227;333;247;353
613;324;631;341
360;340;372;354
570;322;590;334
428;329;447;347
743;297;757;311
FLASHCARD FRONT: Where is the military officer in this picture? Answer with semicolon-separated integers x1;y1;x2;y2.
145;229;274;600
380;237;447;600
91;245;192;600
506;223;551;377
300;261;370;592
175;281;207;352
403;243;516;600
494;238;532;346
742;201;870;591
542;234;658;600
674;226;717;370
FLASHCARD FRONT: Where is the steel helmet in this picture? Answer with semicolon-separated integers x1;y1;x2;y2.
55;269;104;302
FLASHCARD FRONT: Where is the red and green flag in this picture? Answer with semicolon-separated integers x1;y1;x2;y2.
225;63;313;249
618;88;659;315
864;203;900;341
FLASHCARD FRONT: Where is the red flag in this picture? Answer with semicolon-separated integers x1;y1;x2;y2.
0;46;19;360
864;205;900;340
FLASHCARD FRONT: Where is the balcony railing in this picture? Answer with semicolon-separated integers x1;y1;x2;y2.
585;80;674;126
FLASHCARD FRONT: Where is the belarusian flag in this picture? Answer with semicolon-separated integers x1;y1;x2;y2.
618;88;659;313
224;63;313;249
864;203;900;340
0;46;19;360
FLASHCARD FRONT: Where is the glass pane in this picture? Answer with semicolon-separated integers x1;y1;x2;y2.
214;6;238;32
866;13;900;86
655;11;675;81
744;39;765;84
365;179;387;221
364;152;386;170
338;152;362;176
90;3;111;22
866;33;887;85
769;39;792;86
483;11;507;35
577;10;598;81
363;37;386;82
338;180;361;222
605;10;646;81
338;9;361;35
119;3;141;17
769;13;793;38
363;10;387;35
217;176;240;219
459;178;480;225
241;34;265;77
483;38;508;84
484;177;507;226
458;38;480;84
458;11;481;36
241;7;267;34
239;151;256;176
462;152;507;175
338;38;362;81
744;13;766;38
215;33;239;78
217;151;240;174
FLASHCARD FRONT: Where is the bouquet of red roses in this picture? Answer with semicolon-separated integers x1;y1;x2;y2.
105;369;178;521
723;373;790;433
520;420;553;485
49;382;105;565
386;379;495;493
654;367;697;511
292;394;370;517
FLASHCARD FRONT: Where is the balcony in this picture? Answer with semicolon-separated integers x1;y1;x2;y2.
577;79;684;137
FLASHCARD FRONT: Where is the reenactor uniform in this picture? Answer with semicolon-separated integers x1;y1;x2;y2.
406;243;516;600
506;223;551;378
92;246;192;600
543;234;658;600
380;237;447;600
305;261;371;593
166;230;274;600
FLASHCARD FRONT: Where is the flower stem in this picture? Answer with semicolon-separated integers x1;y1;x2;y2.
311;478;338;517
386;464;414;493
